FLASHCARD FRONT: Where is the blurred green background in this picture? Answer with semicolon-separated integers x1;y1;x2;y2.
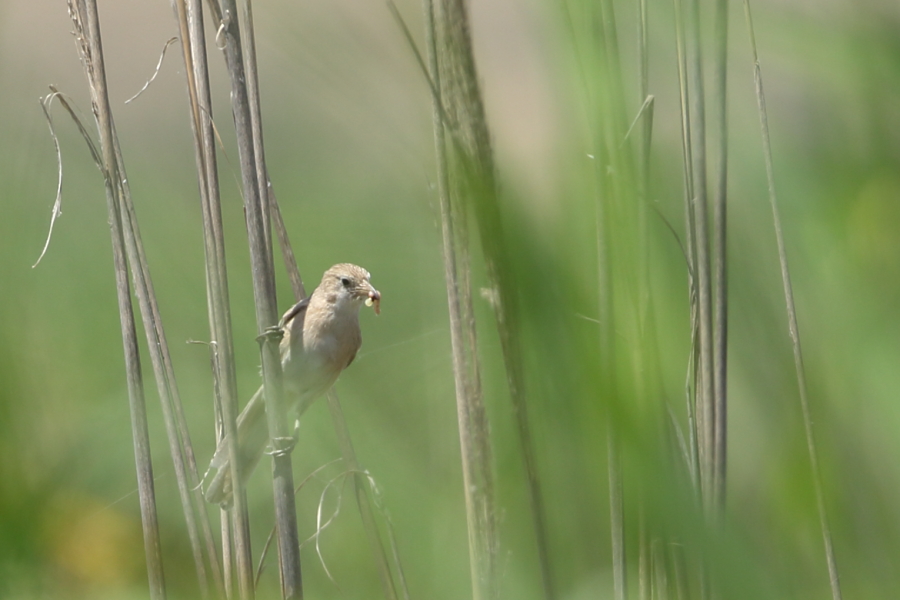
1;0;899;598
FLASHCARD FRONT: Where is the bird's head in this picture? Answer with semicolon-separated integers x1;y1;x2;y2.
318;263;381;315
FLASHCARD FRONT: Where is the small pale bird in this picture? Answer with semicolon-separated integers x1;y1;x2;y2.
203;263;381;505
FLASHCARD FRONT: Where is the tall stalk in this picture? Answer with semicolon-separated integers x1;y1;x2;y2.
171;0;244;594
176;1;255;596
67;1;166;597
422;0;498;598
711;0;730;516
742;3;842;598
216;0;303;596
684;0;716;515
672;0;702;498
636;0;656;596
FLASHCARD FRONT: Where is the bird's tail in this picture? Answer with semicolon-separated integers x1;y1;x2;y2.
202;386;270;506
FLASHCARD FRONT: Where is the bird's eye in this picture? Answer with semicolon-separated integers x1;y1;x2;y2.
340;276;352;288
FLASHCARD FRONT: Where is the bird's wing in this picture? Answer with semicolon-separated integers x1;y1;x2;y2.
279;296;310;366
280;296;310;328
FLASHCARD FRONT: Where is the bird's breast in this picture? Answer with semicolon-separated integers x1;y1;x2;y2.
282;314;361;407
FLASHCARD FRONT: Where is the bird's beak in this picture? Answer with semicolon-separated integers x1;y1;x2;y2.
364;286;381;315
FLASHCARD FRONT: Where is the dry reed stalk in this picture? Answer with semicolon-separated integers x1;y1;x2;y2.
742;2;842;598
419;0;499;598
683;0;717;516
170;0;251;595
430;0;557;597
170;0;257;595
215;0;303;596
66;0;166;596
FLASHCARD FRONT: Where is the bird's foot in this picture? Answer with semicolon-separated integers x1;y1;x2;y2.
266;435;297;458
257;323;284;345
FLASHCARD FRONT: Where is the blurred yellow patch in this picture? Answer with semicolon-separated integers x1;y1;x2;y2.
42;492;142;589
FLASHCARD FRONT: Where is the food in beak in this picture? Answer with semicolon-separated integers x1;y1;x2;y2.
365;290;381;315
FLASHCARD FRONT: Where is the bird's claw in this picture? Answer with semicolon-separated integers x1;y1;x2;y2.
266;435;297;458
257;324;284;344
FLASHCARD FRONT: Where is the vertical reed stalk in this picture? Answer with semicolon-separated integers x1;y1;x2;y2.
72;6;232;594
596;64;628;600
435;1;555;597
216;0;303;596
422;1;498;598
237;0;273;255
711;0;730;516
596;0;645;595
683;0;716;515
635;0;656;596
46;80;222;596
116;113;218;600
742;3;842;598
590;44;624;594
671;0;701;494
174;0;255;595
241;1;305;595
67;1;166;597
672;0;722;594
171;0;249;594
607;424;627;600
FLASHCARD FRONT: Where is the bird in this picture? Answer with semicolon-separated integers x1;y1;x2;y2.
203;263;380;505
